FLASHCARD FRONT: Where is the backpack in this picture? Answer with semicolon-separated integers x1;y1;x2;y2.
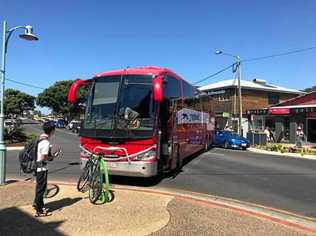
18;138;45;174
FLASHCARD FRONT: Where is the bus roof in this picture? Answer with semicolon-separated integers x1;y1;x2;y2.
94;66;183;81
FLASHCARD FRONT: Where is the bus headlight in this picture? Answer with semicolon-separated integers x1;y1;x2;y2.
135;149;156;161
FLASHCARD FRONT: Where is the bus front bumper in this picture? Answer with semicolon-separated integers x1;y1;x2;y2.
80;159;158;177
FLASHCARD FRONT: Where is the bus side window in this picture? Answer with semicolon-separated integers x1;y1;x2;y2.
163;76;181;99
183;81;194;98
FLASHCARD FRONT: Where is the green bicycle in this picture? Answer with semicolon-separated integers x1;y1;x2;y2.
77;153;110;204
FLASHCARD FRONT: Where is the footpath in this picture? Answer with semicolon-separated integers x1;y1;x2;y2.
1;180;316;236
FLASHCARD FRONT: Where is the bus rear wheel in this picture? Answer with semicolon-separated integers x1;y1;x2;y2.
204;141;210;151
173;145;182;177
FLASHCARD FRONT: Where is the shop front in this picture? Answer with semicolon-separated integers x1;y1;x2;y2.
250;103;316;144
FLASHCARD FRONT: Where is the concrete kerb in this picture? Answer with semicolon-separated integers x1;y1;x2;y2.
248;147;316;160
8;178;316;235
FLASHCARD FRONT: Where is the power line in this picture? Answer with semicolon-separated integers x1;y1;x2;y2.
242;46;316;63
194;45;316;85
193;63;234;85
6;78;45;90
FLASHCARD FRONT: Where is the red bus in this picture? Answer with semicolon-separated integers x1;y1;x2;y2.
68;66;214;177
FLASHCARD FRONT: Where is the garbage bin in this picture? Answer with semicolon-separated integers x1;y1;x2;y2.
247;132;267;145
247;132;254;146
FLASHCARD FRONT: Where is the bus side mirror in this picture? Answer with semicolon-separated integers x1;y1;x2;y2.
153;76;163;102
67;80;89;103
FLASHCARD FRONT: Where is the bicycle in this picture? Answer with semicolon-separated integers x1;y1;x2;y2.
77;152;110;204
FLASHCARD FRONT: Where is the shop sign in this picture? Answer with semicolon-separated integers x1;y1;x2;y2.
269;108;290;115
208;90;226;95
222;112;230;118
249;109;268;115
292;107;316;114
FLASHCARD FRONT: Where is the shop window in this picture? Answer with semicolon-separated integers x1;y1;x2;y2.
254;119;264;130
218;92;231;101
268;93;279;104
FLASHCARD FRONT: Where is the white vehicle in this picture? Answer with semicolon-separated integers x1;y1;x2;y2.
67;120;79;130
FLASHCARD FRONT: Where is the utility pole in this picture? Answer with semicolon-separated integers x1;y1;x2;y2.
215;50;243;135
236;56;243;136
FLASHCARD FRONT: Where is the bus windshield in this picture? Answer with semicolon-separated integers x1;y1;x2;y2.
83;75;155;139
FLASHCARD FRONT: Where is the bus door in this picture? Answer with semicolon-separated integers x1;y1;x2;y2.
169;98;183;170
158;75;182;171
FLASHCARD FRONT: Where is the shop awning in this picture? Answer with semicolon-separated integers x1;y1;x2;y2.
269;104;316;115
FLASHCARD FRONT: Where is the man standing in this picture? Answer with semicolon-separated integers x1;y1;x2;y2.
34;121;59;216
296;125;304;148
264;127;270;142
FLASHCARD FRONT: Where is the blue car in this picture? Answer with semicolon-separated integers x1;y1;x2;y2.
56;119;66;128
213;130;250;150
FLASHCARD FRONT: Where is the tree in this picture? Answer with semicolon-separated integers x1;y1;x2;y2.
4;89;35;116
303;86;316;93
36;80;87;117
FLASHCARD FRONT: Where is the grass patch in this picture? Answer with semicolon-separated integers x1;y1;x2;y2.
255;144;316;156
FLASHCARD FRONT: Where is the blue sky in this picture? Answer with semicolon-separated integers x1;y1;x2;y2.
1;0;316;113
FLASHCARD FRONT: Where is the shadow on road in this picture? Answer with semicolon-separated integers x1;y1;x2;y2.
49;162;81;174
22;120;41;125
109;175;163;187
109;150;205;187
5;179;19;185
0;207;65;236
46;197;82;212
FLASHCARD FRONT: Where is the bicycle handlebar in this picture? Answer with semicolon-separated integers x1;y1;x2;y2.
92;146;130;164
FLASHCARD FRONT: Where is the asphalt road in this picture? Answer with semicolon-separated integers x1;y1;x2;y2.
6;122;316;217
7;121;82;182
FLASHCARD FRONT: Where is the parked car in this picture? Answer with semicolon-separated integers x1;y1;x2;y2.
67;120;79;130
213;130;250;150
56;119;66;128
71;121;81;134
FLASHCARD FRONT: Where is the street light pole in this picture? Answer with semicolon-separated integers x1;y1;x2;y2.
0;21;38;185
0;21;8;185
236;56;243;136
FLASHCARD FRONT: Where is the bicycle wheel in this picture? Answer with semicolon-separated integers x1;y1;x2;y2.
89;165;103;204
77;162;91;192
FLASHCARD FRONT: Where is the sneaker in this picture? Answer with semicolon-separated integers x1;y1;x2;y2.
35;211;52;217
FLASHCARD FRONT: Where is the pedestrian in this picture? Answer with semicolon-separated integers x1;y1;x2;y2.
264;127;270;142
33;121;60;217
269;128;275;143
296;125;304;148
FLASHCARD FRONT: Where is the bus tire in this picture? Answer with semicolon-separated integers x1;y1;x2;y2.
175;145;182;172
204;136;210;151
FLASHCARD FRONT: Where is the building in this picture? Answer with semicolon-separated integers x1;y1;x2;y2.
198;79;303;136
250;91;316;144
